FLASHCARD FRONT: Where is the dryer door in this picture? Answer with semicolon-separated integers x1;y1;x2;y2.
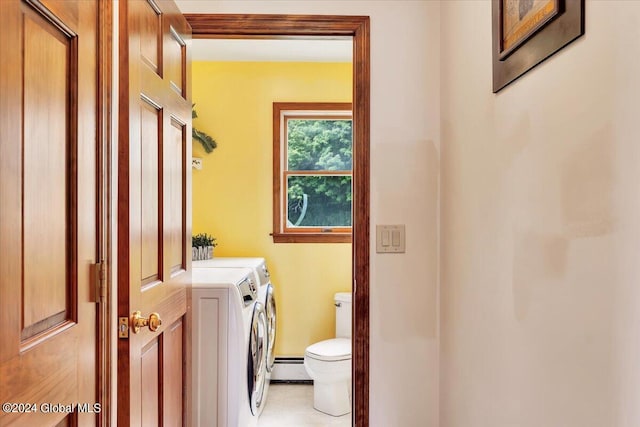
265;284;277;372
248;302;267;415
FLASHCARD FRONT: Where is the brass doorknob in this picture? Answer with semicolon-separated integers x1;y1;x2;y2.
131;311;162;333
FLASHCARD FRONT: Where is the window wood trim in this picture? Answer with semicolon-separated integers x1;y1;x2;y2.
273;102;353;243
271;233;352;244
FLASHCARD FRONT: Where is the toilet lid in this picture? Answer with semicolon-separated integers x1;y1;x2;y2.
305;338;351;361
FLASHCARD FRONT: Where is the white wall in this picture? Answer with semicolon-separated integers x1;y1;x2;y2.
176;1;441;425
441;1;640;426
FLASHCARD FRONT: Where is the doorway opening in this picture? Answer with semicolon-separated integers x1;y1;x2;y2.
184;14;370;426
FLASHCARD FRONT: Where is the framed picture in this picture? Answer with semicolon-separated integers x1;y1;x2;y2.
492;0;585;93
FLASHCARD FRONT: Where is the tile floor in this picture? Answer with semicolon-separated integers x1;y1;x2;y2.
258;383;351;427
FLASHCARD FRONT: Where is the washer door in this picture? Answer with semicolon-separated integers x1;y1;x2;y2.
248;302;267;415
265;284;277;372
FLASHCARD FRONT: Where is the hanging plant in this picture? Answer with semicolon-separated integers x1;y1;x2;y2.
192;105;217;153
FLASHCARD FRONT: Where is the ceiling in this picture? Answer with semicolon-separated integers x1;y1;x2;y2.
190;38;353;63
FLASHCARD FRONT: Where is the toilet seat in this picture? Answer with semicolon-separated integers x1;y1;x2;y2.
305;338;351;362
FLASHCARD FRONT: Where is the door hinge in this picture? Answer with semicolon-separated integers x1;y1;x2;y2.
90;261;107;303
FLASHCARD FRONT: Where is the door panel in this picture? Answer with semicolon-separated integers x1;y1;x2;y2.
166;118;186;273
139;0;162;74
140;98;162;286
118;0;192;425
22;7;73;338
140;338;161;426
164;319;185;427
0;0;99;426
23;0;74;339
166;28;187;97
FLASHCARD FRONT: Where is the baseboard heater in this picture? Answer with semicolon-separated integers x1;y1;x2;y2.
270;357;312;384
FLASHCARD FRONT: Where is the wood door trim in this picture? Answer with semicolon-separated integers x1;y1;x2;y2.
97;1;113;426
184;13;371;426
186;13;368;37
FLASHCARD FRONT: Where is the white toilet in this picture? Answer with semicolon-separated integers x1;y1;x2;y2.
304;292;352;416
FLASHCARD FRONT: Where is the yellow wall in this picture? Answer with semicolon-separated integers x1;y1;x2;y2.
192;61;352;356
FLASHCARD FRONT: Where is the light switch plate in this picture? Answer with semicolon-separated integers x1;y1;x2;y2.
376;225;405;253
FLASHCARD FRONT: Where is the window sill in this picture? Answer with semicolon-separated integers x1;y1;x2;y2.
271;232;352;244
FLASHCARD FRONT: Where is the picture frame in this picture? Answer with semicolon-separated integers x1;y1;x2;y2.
492;0;585;93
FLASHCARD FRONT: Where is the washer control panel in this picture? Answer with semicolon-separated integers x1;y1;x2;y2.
237;277;258;307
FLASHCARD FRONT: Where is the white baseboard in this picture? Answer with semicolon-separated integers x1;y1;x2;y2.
270;357;311;382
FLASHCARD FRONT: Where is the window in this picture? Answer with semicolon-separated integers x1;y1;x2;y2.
272;102;353;243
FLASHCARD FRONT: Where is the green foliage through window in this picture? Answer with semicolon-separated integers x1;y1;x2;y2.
287;175;352;227
287;119;352;171
285;117;353;228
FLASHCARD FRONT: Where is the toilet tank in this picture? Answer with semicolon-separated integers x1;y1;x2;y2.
334;292;352;338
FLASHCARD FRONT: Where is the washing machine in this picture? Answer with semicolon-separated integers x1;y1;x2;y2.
191;267;268;427
193;257;277;399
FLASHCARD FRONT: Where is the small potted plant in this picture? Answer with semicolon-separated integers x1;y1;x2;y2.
192;233;217;261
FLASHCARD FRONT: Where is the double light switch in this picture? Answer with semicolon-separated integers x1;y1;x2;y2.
376;225;405;253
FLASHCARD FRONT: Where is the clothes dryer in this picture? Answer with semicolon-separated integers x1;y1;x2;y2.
193;258;277;391
192;267;267;427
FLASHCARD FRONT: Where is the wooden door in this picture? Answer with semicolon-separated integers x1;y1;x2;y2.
117;0;192;425
0;0;100;426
